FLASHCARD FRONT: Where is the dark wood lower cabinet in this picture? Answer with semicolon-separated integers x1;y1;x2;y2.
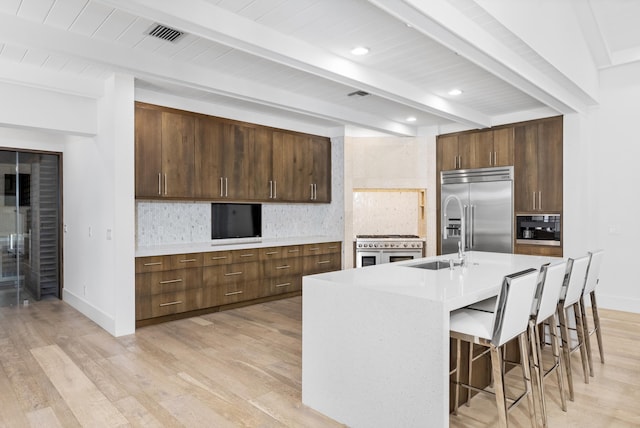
136;241;342;327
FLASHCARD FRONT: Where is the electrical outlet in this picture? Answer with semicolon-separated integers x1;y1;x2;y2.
88;226;92;237
106;228;112;240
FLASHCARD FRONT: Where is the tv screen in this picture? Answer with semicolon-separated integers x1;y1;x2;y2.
211;203;262;240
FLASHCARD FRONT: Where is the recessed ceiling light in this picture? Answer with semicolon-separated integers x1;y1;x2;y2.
351;46;370;56
406;116;417;122
448;89;463;96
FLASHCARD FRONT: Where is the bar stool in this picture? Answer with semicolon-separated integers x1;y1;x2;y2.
580;249;605;376
557;255;590;401
450;268;539;428
528;261;568;428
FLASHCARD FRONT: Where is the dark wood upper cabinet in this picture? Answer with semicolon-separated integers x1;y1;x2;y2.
135;105;195;198
135;102;331;203
514;116;562;213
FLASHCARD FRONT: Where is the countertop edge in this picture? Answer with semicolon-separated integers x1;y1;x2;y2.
136;236;343;257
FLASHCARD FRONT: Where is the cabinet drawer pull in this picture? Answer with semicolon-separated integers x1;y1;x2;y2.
328;246;338;249
143;262;163;266
224;271;243;276
275;282;291;288
158;173;162;195
159;279;183;284
179;258;197;263
276;265;290;270
210;256;228;260
240;253;254;258
308;247;320;252
288;249;299;253
159;300;182;307
317;260;331;264
225;290;243;296
265;251;278;255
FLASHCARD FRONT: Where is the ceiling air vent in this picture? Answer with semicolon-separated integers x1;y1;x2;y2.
348;90;370;97
147;24;185;42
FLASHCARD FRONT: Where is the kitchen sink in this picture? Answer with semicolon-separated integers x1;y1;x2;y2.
410;260;452;270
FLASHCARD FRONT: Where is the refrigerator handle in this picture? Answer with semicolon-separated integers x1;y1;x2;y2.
469;205;475;248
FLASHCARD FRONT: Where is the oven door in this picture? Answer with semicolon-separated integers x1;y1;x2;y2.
381;250;422;264
356;250;381;268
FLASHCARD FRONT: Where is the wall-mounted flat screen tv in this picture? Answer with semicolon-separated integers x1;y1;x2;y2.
211;203;262;241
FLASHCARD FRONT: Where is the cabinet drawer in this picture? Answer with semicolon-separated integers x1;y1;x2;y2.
136;256;172;273
262;258;302;278
168;253;203;269
136;268;202;297
265;275;302;295
303;253;341;275
259;245;302;260
202;250;233;266
230;249;259;263
203;280;258;306
303;242;341;256
136;288;204;320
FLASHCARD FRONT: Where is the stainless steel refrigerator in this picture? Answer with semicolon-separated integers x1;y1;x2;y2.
440;166;513;254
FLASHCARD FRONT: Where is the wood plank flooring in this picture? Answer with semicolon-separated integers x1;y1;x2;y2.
0;296;638;427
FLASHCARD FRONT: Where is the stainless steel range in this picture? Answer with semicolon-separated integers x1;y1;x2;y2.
355;235;424;268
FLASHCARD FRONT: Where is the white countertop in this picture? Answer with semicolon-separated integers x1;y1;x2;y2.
135;235;342;257
306;251;558;311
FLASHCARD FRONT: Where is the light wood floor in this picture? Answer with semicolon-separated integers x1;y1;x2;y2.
0;296;638;427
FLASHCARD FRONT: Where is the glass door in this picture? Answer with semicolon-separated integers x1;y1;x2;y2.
0;150;60;307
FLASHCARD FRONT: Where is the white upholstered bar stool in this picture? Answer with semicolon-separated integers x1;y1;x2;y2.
557;255;590;401
580;249;605;377
528;261;568;428
450;268;539;428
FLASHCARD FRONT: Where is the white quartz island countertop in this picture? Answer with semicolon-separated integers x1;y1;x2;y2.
302;251;557;428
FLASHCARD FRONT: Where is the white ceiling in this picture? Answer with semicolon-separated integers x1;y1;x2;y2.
0;0;638;136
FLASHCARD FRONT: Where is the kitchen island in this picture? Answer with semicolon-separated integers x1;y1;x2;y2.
302;251;557;427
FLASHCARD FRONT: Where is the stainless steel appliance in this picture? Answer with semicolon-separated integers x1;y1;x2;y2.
441;166;513;254
516;214;561;246
355;235;424;268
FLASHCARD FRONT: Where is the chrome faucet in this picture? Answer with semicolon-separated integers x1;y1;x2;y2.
443;194;466;265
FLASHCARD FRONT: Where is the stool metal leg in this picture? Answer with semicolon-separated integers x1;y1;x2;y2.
518;333;537;428
548;313;567;412
557;302;575;401
579;296;595;377
573;302;590;384
591;291;605;364
454;338;461;415
528;321;545;427
490;344;508;428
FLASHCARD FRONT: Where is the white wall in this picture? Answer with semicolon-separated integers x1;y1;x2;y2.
582;61;640;312
62;74;136;336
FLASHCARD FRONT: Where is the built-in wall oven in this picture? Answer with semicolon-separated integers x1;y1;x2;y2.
355;235;424;268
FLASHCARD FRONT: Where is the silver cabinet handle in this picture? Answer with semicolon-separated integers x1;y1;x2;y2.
269;180;273;199
179;258;197;263
225;177;228;197
275;282;291;288
159;300;182;307
224;271;243;276
308;247;320;252
240;253;254;258
220;177;224;197
164;173;168;195
265;251;278;255
538;191;542;211
288;249;299;253
276;265;291;270
494;151;497;165
532;192;536;210
158;173;162;195
273;180;277;198
210;255;228;260
143;262;162;266
317;260;330;264
159;278;183;284
225;290;243;296
310;183;314;200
